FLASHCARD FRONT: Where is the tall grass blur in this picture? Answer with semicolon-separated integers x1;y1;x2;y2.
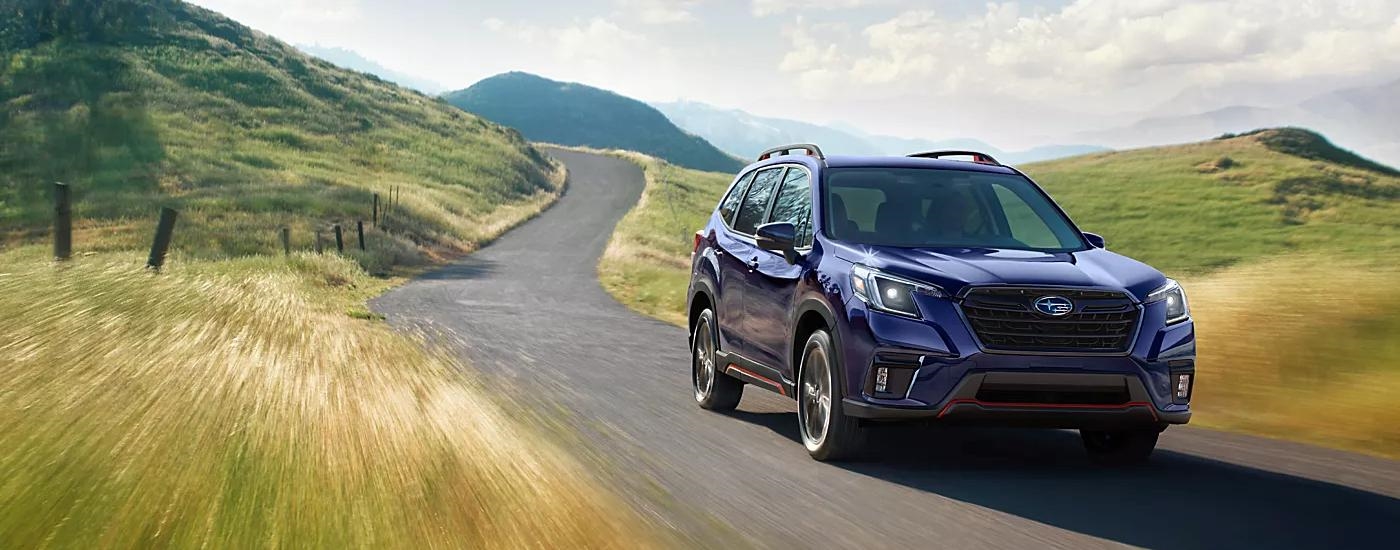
598;134;1400;458
1188;257;1400;458
1;2;658;546
0;253;653;548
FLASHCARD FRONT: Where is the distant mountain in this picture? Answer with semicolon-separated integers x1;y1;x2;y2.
1078;78;1400;168
651;101;883;158
653;101;1108;166
445;73;742;172
296;44;445;94
834;125;1108;165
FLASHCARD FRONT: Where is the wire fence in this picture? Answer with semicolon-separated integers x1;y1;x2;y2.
47;181;407;271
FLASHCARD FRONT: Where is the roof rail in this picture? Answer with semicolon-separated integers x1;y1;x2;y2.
758;143;825;161
908;150;1002;166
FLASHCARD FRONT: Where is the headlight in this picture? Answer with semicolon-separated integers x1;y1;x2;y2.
1147;278;1190;325
851;264;946;318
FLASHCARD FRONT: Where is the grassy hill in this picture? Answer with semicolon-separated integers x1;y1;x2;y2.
1;0;562;267
596;130;1400;458
444;72;743;173
1022;128;1400;274
0;1;654;546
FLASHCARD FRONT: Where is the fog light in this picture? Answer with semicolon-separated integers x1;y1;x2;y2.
1173;373;1193;402
875;367;889;393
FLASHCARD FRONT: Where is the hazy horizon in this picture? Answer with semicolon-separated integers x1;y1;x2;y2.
193;0;1400;155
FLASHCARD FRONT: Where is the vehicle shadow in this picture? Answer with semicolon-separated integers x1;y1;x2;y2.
722;410;1400;548
416;257;499;281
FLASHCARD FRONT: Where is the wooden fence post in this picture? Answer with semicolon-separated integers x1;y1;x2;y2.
280;227;291;256
356;221;365;251
53;182;71;261
333;224;344;254
315;230;323;254
373;193;379;228
146;207;178;271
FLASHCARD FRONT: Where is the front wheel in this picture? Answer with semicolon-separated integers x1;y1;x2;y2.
692;309;742;411
1081;428;1160;465
797;330;864;461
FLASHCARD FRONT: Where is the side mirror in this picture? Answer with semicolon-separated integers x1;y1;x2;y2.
756;222;800;264
1083;232;1106;249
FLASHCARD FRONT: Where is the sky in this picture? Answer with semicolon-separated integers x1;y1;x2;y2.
189;0;1400;149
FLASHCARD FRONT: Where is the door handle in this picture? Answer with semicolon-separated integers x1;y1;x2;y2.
747;256;759;272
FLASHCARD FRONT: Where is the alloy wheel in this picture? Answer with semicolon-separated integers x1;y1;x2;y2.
798;343;832;450
693;320;716;403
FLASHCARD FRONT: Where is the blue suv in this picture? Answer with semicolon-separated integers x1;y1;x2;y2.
687;144;1194;462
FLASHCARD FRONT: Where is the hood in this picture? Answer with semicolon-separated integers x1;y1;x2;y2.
828;242;1167;301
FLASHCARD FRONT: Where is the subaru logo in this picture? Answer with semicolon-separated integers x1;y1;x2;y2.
1033;296;1074;317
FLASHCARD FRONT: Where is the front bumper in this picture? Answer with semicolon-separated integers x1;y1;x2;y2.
837;293;1195;428
844;372;1192;428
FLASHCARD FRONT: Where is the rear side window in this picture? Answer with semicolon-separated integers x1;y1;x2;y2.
733;167;784;234
718;171;756;225
767;167;813;247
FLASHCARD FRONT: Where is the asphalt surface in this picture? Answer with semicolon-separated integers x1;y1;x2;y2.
372;149;1400;549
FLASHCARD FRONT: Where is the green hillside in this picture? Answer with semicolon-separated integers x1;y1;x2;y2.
444;72;743;173
1022;128;1400;274
1;0;562;265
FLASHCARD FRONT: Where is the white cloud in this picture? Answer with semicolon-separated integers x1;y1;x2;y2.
617;0;702;24
192;0;361;24
779;0;1400;108
752;0;876;17
555;18;652;66
477;15;683;99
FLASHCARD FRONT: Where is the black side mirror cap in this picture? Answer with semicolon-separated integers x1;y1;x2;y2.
1083;232;1106;249
756;222;800;263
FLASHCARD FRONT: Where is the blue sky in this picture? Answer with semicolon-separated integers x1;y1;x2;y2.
190;1;1400;148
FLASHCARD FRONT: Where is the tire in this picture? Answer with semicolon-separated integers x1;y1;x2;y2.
692;309;743;411
1081;428;1160;465
797;330;865;461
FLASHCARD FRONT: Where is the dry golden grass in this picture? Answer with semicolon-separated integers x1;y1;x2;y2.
0;253;656;548
580;149;731;327
1185;257;1400;459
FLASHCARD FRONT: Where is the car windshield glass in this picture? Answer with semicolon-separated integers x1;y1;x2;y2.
824;167;1087;251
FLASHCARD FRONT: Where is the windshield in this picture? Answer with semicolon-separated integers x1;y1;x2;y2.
824;167;1087;251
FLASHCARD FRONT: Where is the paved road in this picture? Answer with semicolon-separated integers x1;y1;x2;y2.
373;149;1400;549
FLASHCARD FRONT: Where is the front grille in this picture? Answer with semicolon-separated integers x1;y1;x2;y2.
960;287;1139;353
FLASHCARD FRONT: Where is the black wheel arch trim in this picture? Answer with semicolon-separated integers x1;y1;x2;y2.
687;276;719;346
792;296;848;402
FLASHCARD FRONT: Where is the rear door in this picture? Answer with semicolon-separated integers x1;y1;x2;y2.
744;166;813;375
715;168;783;356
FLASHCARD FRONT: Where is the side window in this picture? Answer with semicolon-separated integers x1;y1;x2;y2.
733;168;784;234
718;171;756;225
767;167;813;246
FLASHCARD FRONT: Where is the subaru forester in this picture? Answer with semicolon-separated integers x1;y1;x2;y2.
686;144;1194;463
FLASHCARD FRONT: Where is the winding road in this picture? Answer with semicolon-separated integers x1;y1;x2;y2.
372;149;1400;549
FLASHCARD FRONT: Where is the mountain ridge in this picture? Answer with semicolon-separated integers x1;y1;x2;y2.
444;73;742;173
296;44;446;94
652;100;1109;165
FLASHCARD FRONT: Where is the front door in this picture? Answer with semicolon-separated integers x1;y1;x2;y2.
717;167;785;359
744;166;814;378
